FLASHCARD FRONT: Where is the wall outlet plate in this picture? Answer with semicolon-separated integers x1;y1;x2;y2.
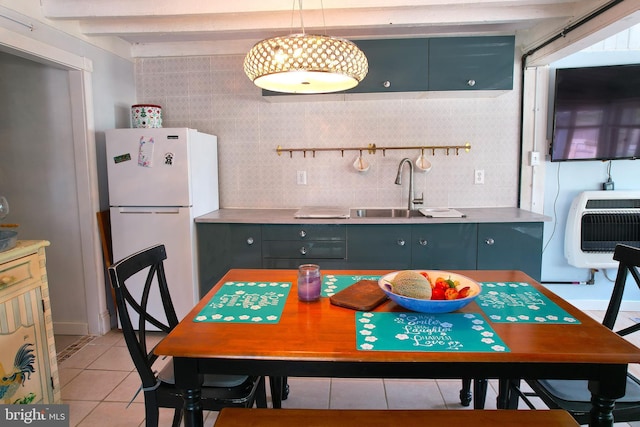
296;170;307;185
474;169;485;184
529;151;540;166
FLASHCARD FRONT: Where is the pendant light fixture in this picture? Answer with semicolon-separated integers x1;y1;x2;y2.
243;0;368;94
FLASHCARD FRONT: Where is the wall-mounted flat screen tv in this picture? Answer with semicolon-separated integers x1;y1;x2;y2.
550;64;640;162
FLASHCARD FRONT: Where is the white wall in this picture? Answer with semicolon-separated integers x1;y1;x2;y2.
135;54;522;210
0;6;136;334
133;31;640;310
540;27;640;309
0;52;88;329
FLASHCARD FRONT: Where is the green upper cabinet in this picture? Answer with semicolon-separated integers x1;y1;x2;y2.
428;36;515;91
345;38;429;93
262;35;514;97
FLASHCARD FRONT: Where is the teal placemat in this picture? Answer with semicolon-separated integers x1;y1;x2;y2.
194;281;291;323
477;282;580;324
356;312;509;352
323;274;381;297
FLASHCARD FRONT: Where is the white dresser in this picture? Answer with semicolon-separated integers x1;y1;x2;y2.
0;240;60;404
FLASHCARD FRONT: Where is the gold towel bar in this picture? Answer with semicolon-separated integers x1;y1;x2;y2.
276;143;471;158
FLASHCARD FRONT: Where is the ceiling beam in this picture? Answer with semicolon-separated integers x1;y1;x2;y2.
79;5;574;38
41;0;577;19
523;0;640;65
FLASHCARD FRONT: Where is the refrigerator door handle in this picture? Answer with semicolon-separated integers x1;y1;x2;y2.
116;207;182;214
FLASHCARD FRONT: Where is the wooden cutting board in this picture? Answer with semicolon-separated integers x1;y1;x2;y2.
329;279;388;311
294;206;351;218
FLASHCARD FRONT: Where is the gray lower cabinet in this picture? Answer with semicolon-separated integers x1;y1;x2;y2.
347;224;412;269
261;224;347;269
196;221;543;296
197;223;262;296
476;222;543;281
411;223;477;269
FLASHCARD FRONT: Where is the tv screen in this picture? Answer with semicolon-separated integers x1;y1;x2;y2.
550;64;640;162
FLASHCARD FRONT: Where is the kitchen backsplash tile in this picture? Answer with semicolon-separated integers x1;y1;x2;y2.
135;55;520;209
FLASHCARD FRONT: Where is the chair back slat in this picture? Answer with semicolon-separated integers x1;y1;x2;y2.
108;244;177;388
602;244;640;333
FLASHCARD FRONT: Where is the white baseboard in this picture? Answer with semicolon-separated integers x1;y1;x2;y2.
53;322;89;336
53;311;112;336
96;310;112;335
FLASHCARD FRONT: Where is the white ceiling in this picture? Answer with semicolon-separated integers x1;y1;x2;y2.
38;0;640;58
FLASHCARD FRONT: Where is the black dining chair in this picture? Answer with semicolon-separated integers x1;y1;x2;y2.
459;378;488;408
460;243;640;416
521;243;640;423
108;244;267;427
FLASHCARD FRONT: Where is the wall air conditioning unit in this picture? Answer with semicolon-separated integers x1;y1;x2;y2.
565;191;640;269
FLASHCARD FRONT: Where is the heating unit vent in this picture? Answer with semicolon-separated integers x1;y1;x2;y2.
565;191;640;269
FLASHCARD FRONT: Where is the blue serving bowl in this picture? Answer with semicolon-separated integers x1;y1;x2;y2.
0;230;17;253
379;270;481;313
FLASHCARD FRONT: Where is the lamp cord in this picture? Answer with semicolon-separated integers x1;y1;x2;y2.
298;0;305;34
291;0;327;36
321;0;327;35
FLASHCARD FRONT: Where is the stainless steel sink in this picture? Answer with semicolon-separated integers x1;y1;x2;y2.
351;208;423;218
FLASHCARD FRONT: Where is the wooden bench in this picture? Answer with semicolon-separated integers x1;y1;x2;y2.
214;408;579;426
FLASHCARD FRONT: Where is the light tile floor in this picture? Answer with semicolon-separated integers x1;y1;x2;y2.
54;310;640;426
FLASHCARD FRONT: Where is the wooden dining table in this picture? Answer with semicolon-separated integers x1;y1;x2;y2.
154;269;640;427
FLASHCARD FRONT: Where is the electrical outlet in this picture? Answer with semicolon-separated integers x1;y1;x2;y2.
474;169;485;184
296;170;307;185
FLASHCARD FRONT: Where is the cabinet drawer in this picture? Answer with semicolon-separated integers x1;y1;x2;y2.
263;241;346;259
263;258;348;269
262;224;346;241
0;254;37;292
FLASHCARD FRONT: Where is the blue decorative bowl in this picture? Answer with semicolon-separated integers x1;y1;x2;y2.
0;230;17;253
379;270;481;313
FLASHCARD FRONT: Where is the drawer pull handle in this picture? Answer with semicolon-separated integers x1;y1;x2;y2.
467;79;476;87
383;80;391;88
397;239;406;246
485;238;495;245
246;237;254;245
299;230;307;238
419;239;428;246
300;247;307;255
0;275;15;285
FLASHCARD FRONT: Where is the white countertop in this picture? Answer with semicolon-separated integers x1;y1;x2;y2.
195;208;551;224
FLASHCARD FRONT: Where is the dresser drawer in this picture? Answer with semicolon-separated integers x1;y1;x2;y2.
263;241;346;259
0;253;37;291
262;224;346;241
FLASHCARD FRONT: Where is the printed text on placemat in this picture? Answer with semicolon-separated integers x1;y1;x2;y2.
194;281;291;323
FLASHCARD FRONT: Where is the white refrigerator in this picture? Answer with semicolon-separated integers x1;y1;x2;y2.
106;128;218;322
